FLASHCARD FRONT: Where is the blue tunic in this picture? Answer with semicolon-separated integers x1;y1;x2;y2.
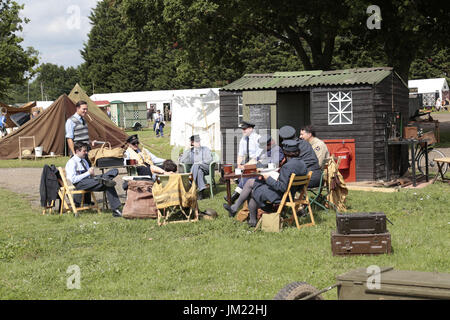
251;157;307;208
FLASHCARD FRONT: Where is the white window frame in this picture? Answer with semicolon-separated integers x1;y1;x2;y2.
237;95;243;125
328;91;353;125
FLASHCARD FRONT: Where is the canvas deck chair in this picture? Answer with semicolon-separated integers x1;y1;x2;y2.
57;167;100;216
152;173;199;226
308;157;341;212
255;171;315;231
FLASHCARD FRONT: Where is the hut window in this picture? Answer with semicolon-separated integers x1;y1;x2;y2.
237;96;243;125
327;91;353;125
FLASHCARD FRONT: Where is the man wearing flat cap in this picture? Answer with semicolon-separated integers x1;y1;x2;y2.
279;125;321;188
124;134;167;178
223;139;307;226
179;134;213;200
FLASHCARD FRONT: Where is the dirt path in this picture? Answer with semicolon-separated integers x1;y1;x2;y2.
0;168;127;210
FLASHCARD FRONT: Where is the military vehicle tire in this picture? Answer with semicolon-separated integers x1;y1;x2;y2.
273;282;324;300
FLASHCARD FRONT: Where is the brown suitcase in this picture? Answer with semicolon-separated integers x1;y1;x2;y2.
331;231;392;255
336;212;387;235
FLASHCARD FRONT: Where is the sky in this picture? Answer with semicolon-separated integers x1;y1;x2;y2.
17;0;100;68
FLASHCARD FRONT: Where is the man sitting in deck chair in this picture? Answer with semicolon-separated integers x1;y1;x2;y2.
65;142;123;217
223;139;307;227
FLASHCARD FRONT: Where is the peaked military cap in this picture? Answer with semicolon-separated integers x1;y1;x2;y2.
279;125;296;140
281;139;300;152
190;134;201;142
126;134;139;144
239;121;255;129
258;134;272;147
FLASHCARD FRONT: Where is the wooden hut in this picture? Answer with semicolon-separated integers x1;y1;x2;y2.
219;67;409;182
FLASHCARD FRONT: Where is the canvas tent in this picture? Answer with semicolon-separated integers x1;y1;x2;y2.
170;89;220;152
0;94;128;159
68;83;112;123
0;101;36;128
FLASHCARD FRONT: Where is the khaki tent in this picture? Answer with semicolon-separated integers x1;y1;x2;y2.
0;94;128;159
68;83;112;123
0;101;36;128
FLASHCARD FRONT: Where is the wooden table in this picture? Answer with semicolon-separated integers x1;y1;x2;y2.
223;172;261;206
432;157;450;183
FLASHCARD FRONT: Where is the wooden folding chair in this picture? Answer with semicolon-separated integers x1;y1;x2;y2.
256;171;315;230
57;167;100;216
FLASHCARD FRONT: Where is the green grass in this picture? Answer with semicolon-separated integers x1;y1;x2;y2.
1;121;450;299
1;178;449;300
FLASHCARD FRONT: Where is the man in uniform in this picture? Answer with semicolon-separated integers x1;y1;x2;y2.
65;100;97;157
300;125;330;169
179;135;213;200
65;142;122;217
124;134;167;178
225;121;262;203
279;125;321;188
256;134;284;169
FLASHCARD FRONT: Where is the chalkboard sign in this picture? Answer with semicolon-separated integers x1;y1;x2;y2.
249;104;271;131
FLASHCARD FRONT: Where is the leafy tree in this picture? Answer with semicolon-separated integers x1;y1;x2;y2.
0;0;38;100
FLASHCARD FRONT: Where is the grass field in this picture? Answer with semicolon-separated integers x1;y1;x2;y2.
1;122;449;300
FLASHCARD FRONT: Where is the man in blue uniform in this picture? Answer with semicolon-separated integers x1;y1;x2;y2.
279;125;321;188
179;135;213;200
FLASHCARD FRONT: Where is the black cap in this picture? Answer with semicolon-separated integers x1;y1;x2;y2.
258;134;272;148
279;125;296;140
190;134;200;142
126;134;139;144
281;139;299;152
239;121;255;129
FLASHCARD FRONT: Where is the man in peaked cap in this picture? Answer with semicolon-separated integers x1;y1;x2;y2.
224;121;263;204
278;125;321;188
124;134;167;179
256;134;284;169
179;134;213;200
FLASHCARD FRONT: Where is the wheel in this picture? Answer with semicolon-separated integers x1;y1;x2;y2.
273;282;324;300
418;149;447;175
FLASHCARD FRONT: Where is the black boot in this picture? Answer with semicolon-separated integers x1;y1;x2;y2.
248;211;257;227
223;192;240;204
223;203;237;217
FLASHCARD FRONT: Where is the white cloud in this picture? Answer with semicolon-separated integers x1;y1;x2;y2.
16;0;99;68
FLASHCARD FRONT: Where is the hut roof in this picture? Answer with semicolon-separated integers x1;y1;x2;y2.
221;67;403;91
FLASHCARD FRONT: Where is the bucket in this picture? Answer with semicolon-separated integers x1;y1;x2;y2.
223;164;233;174
334;148;350;170
34;146;43;157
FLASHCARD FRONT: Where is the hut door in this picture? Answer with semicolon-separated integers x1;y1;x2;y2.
277;92;310;131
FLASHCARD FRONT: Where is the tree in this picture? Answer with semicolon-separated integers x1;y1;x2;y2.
0;0;38;100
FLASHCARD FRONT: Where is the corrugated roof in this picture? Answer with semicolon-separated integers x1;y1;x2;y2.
222;67;394;91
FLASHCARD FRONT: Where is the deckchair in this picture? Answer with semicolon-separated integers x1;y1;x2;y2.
57;167;100;216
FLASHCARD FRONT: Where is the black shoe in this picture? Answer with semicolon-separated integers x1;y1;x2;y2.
112;209;122;217
198;191;204;200
223;203;237;217
248;220;257;228
223;192;239;204
99;178;116;188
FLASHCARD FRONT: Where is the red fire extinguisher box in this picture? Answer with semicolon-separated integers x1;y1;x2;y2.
323;139;356;183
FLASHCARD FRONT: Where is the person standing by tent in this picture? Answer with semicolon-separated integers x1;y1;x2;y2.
155;110;165;137
65;100;96;158
0;109;6;137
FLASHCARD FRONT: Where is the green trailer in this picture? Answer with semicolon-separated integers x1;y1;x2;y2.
274;267;450;300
